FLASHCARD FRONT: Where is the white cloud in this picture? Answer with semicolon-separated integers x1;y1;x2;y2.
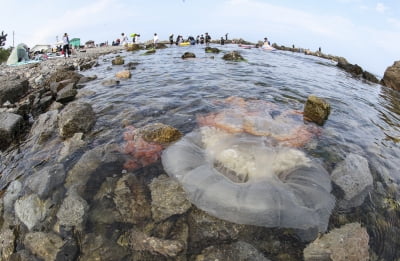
388;18;400;28
376;2;387;13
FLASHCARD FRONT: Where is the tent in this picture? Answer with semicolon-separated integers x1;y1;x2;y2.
69;38;80;48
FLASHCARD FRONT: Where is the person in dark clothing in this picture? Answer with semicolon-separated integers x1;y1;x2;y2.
169;34;174;45
200;34;204;44
62;33;70;58
220;37;225;45
205;32;211;46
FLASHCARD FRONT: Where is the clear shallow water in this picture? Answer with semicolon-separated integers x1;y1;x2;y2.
75;45;400;258
3;44;399;259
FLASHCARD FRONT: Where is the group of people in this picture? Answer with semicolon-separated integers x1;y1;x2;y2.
168;32;212;46
112;32;141;46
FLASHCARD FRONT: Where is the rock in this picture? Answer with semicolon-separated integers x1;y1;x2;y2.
80;233;129;261
78;75;97;84
222;51;245;61
58;101;95;138
134;123;182;144
26;164;66;199
144;49;156;55
205;47;221;53
0;77;29;105
126;44;142;51
124;62;139;70
56;188;89;229
127;230;185;257
381;61;400;91
196;241;270;261
0;228;16;260
50;79;75;94
14;194;50;230
101;79;120;87
337;60;363;76
3;180;22;213
303;223;369;261
111;56;125;65
188;208;242;251
28;110;58;145
182;52;196;59
56;83;77;104
115;70;132;79
112;174;151;224
149;174;191;222
58;132;86;162
362;71;379;84
0;112;23;150
303;95;331;125
65;143;122;192
45;70;83;87
331;153;373;209
24;232;64;261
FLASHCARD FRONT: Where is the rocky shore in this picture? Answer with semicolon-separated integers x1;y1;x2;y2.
0;43;398;260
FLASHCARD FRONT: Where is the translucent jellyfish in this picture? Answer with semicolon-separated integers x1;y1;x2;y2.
162;125;335;232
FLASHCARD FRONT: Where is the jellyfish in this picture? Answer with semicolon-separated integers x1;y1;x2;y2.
162;127;335;232
162;97;334;233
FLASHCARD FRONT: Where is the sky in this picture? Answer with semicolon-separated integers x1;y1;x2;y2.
0;0;399;75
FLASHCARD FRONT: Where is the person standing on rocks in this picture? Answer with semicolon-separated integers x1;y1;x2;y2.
62;33;70;58
205;32;211;46
153;33;159;48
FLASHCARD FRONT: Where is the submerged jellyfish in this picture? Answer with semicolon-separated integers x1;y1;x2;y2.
162;97;335;233
162;127;334;232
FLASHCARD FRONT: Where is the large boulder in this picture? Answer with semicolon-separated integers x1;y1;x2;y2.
0;112;23;150
303;95;331;125
381;61;400;91
58;101;95;138
0;77;29;105
303;223;369;261
337;60;363;76
331;153;373;209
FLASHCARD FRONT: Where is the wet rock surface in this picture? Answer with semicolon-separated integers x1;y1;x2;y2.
303;95;331;125
381;60;400;91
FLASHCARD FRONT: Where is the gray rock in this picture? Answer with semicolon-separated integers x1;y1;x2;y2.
381;60;400;91
149;174;191;222
0;112;23;150
331;153;373;209
24;232;64;261
65;143;122;192
56;188;89;229
3;180;22;212
196;241;271;261
303;223;369;261
58;132;86;162
27;110;58;148
56;83;77;104
26;164;66;198
58;101;95;138
14;194;50;230
101;79;120;87
0;228;16;260
0;77;29;105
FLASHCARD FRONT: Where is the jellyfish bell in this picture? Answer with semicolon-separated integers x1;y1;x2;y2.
162;126;335;234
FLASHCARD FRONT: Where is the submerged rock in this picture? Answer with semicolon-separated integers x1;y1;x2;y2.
115;70;132;79
381;60;400;91
149;174;192;222
196;241;270;261
24;232;64;261
58;101;95;138
205;47;221;53
331;153;373;209
14;194;50;230
303;223;369;261
56;189;89;229
303;95;331;126
0;228;16;261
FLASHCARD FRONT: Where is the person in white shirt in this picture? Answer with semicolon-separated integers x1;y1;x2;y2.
121;33;128;46
153;33;159;48
62;33;70;58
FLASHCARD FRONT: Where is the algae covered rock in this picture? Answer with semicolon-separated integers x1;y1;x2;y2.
303;95;331;125
222;51;245;61
134;123;182;144
205;47;221;54
182;52;196;59
111;56;124;65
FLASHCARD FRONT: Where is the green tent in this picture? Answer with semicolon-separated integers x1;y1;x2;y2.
69;38;80;48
